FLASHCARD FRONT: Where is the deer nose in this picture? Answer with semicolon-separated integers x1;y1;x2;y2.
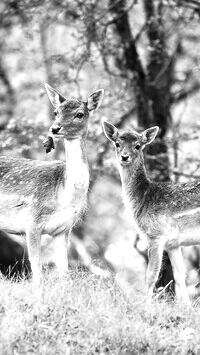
121;155;129;162
51;125;61;135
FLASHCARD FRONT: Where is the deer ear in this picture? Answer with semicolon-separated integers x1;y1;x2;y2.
142;126;159;145
45;83;66;108
87;89;104;111
102;120;118;141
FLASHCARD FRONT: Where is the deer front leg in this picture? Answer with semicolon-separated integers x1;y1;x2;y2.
146;238;164;298
167;247;190;306
26;225;42;285
53;230;70;277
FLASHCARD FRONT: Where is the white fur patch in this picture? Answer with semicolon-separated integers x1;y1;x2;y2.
45;139;89;234
64;139;89;191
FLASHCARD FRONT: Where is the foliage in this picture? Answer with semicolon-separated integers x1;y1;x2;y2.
1;0;200;176
0;117;48;157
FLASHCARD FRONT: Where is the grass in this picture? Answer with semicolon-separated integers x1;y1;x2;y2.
0;270;200;355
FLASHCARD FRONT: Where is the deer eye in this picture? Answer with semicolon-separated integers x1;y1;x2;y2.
54;110;57;116
76;112;84;119
135;144;140;150
115;142;120;148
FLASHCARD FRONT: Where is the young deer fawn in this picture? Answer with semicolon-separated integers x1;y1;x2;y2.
0;84;103;284
102;120;200;305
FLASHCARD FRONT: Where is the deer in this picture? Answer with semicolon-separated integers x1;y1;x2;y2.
102;120;200;305
0;83;104;284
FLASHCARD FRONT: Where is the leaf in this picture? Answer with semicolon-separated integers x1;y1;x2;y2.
43;136;55;154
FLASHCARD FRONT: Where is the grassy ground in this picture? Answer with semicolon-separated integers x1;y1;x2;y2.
0;270;199;355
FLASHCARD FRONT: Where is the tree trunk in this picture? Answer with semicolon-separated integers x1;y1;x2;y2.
109;0;174;293
0;54;15;126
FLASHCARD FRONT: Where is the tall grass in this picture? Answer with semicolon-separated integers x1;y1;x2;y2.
0;270;199;355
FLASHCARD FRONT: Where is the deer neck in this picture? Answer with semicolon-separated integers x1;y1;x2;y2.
118;156;150;218
63;138;89;197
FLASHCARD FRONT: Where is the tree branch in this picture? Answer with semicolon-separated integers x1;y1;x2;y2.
171;82;200;103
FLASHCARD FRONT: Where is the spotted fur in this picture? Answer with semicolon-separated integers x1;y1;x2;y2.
0;84;104;283
102;120;200;305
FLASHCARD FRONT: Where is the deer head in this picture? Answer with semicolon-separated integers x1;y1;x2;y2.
44;84;104;152
102;120;159;167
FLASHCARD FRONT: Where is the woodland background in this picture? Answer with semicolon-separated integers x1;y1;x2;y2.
1;0;200;295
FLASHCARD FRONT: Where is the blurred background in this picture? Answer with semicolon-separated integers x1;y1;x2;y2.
1;0;200;296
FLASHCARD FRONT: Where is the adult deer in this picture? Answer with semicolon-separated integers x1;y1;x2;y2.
0;84;103;284
102;120;200;305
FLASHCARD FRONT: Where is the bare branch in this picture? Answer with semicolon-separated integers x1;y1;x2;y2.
98;0;137;26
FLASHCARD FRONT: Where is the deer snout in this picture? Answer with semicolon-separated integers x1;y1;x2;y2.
51;125;61;135
121;154;130;162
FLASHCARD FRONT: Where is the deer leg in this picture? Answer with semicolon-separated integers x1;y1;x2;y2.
167;247;190;305
53;230;70;277
146;239;164;298
26;226;41;285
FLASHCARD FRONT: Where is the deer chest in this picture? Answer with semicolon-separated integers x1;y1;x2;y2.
44;182;88;236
